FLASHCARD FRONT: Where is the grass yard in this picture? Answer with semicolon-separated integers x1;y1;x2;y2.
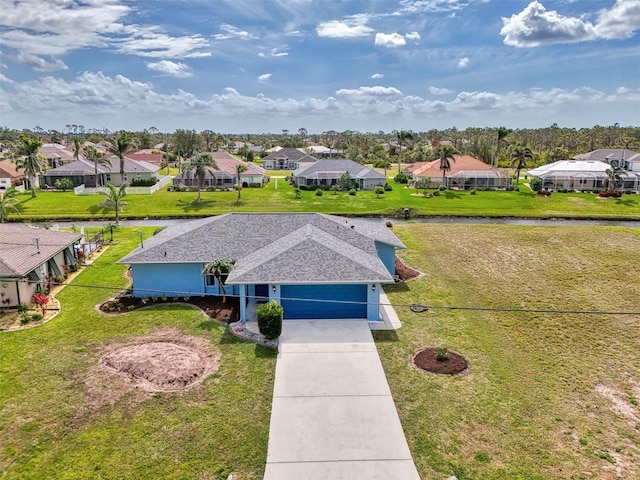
0;228;277;480
10;180;640;222
377;224;640;479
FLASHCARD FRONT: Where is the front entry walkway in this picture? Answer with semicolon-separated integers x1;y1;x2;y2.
263;320;420;480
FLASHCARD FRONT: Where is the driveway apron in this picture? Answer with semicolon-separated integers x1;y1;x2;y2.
263;320;420;480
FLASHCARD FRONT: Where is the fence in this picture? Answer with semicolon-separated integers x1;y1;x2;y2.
73;175;172;195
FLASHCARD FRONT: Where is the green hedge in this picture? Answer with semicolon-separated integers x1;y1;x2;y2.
256;300;283;340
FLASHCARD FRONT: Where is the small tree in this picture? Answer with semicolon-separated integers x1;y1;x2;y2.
416;178;432;196
104;222;119;242
235;163;248;202
0;193;20;223
338;171;352;190
374;185;385;198
202;259;233;302
99;183;128;224
32;293;49;315
256;300;283;340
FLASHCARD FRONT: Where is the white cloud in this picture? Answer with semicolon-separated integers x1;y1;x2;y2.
258;73;272;82
258;47;289;58
501;0;640;48
399;0;468;14
146;60;192;78
316;15;374;38
212;23;257;40
371;73;384;79
458;57;469;67
0;73;14;84
0;0;209;70
405;31;421;41
375;32;407;47
429;86;453;95
335;86;404;98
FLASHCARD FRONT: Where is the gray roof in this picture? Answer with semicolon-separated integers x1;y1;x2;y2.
0;225;82;278
44;157;159;177
262;148;317;163
118;213;404;284
292;159;386;180
573;149;640;163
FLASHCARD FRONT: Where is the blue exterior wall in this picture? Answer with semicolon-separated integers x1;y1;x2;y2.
131;263;206;297
375;242;396;275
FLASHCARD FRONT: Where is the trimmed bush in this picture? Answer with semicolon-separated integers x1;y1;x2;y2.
257;300;283;340
130;177;158;187
384;183;393;191
394;172;410;184
349;188;357;196
315;188;323;196
54;178;74;191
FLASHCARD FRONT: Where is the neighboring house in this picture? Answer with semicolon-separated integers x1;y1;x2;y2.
38;143;77;168
306;145;341;158
118;213;405;322
0;225;82;307
291;159;386;189
0;161;24;191
411;155;511;189
528;160;640;192
261;148;318;170
42;156;160;188
573;149;640;171
173;156;266;188
128;151;164;165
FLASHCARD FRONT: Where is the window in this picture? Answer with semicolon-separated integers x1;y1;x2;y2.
106;174;111;181
205;274;216;286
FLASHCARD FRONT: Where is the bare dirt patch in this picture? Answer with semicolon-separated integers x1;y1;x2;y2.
100;295;238;322
83;328;220;412
412;347;468;375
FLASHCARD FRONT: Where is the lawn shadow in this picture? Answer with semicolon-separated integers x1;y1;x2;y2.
178;199;217;211
615;197;638;207
254;344;278;358
372;330;399;342
444;190;463;199
517;190;536;197
384;282;411;293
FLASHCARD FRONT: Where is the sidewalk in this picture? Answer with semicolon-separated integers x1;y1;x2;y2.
263;320;420;480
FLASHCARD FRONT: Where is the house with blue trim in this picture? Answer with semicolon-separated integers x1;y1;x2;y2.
118;213;405;322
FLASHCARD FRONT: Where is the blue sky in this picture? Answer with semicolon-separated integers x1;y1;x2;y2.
1;0;639;134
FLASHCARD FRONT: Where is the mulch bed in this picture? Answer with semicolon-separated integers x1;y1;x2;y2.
395;255;421;281
100;295;239;323
412;347;468;375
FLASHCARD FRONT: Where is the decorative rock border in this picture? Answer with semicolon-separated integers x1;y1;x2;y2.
228;321;279;349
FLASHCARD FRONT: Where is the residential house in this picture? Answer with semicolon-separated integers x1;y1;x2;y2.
173;155;266;189
291;159;386;189
128;151;164;166
0;161;24;191
306;145;342;158
118;213;405;322
528;160;640;192
42;156;160;188
411;155;511;189
261;148;318;170
0;225;82;308
38;143;77;168
573;149;640;171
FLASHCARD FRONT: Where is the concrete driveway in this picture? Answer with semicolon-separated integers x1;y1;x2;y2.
263;320;420;480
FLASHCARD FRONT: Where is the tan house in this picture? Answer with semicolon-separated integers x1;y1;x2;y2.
0;225;82;308
173;153;266;188
0;160;24;192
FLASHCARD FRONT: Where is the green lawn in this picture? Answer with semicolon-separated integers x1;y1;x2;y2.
0;229;277;480
11;180;640;222
378;224;640;479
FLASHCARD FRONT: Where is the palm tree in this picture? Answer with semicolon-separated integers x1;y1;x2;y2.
437;145;458;188
235;163;248;202
396;130;414;175
495;126;512;167
202;259;233;302
72;136;83;161
14;135;44;198
510;146;534;189
182;153;218;202
99;183;128;224
605;160;624;193
83;145;112;187
0;193;20;223
107;132;135;185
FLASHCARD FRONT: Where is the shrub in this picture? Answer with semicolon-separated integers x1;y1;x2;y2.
130;177;158;187
349;188;356;196
256;300;283;340
394;172;410;184
374;186;385;198
529;177;542;192
386;220;393;228
17;303;29;313
469;188;477;195
438;185;446;191
32;293;49;314
435;347;448;361
294;188;301;199
54;178;74;191
315;188;323;196
384;183;393;191
433;190;441;197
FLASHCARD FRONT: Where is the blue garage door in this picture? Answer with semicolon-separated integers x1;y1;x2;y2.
281;284;367;319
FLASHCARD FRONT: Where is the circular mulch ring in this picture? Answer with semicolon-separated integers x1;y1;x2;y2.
412;347;468;375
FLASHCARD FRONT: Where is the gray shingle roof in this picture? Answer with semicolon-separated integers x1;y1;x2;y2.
292;159;386;180
118;213;404;283
0;225;82;278
262;148;314;162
